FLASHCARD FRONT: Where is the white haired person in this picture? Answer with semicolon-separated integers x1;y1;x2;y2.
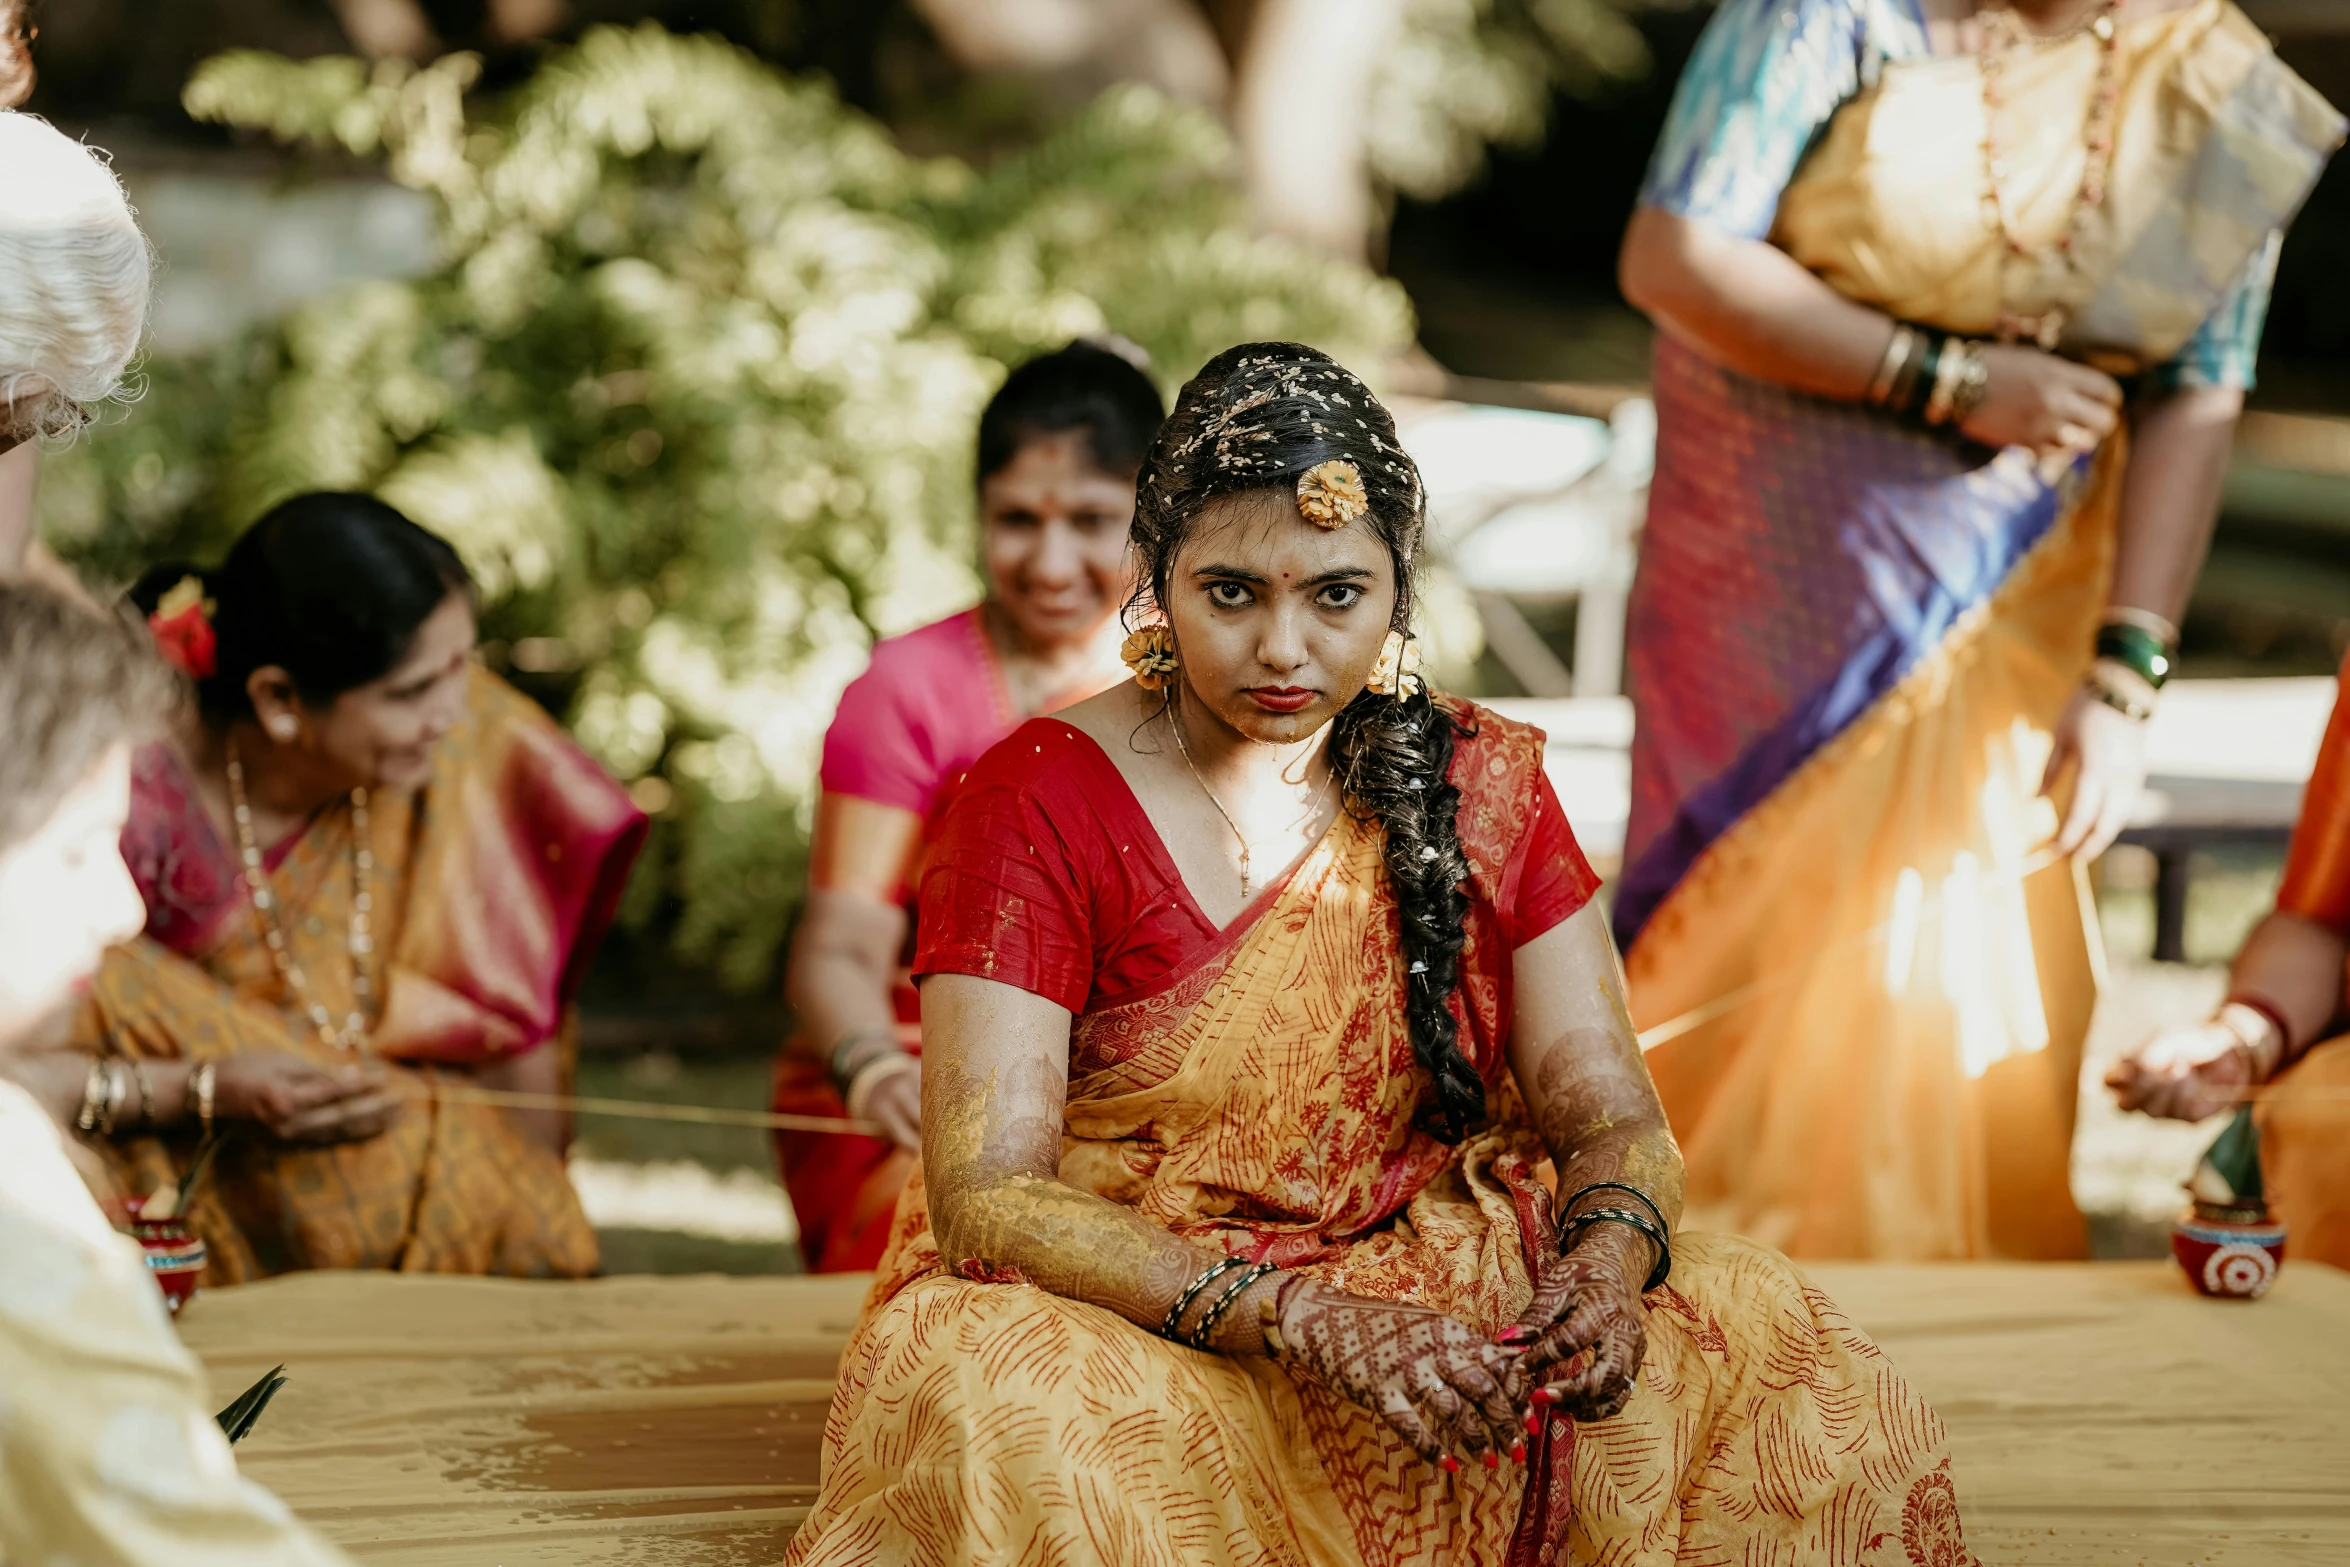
0;581;354;1565
0;33;153;586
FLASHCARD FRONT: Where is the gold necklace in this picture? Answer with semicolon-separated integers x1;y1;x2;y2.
1167;711;1334;901
1977;0;2123;349
226;740;376;1052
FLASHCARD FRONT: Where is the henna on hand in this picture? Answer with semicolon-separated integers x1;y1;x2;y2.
1277;1279;1526;1466
1507;1222;1650;1422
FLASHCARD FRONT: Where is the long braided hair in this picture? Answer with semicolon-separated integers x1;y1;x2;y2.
1130;343;1483;1143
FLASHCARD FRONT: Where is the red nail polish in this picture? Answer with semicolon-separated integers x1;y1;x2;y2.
1440;1454;1460;1473
1510;1440;1527;1464
1482;1449;1501;1471
1497;1325;1532;1345
1524;1410;1542;1435
1530;1387;1556;1407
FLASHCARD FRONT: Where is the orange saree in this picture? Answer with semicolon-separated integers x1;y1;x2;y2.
2254;647;2350;1267
72;669;647;1282
782;707;1969;1566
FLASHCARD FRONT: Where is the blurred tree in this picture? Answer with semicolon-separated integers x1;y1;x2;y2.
910;0;1661;257
36;25;1412;989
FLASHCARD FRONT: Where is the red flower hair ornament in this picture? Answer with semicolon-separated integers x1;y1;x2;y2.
148;576;217;679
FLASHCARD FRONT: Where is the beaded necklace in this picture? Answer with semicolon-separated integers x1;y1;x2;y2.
225;740;377;1052
1977;0;2123;349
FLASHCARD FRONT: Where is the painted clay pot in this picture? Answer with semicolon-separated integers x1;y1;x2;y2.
129;1217;207;1314
2170;1202;2285;1300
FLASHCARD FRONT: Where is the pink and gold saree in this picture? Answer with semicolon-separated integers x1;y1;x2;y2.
73;669;646;1282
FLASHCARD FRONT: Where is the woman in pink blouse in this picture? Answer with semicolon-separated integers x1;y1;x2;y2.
774;341;1164;1271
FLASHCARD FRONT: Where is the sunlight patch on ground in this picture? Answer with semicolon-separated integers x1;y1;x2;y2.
570;1156;800;1244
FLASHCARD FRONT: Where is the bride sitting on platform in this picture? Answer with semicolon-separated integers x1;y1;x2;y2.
783;342;1972;1566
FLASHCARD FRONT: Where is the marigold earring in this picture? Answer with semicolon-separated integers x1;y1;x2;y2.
1366;629;1423;698
1121;624;1179;691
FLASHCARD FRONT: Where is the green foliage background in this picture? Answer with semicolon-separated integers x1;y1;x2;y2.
40;24;1412;990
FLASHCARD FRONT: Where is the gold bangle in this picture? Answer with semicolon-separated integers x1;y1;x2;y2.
97;1061;128;1136
2084;660;2156;723
1866;324;1917;408
187;1060;218;1139
2214;1002;2285;1081
2101;606;2181;647
1948;342;1990;421
76;1058;108;1134
1924;339;1969;426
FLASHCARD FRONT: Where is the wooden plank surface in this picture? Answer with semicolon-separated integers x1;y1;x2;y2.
1806;1261;2350;1567
181;1262;2350;1565
180;1271;869;1566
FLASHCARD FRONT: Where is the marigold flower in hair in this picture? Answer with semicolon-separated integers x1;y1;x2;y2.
1367;629;1423;698
1296;460;1368;529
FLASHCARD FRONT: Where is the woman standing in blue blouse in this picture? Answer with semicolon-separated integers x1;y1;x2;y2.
1614;0;2341;1259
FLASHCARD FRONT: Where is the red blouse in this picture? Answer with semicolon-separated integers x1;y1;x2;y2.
915;709;1599;1019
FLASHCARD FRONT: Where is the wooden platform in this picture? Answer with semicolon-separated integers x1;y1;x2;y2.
181;1262;2350;1566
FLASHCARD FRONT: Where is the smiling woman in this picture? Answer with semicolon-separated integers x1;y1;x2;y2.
780;343;1969;1567
772;340;1164;1273
12;492;648;1282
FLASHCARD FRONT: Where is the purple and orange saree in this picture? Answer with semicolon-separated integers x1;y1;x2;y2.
1625;0;2342;1259
73;669;646;1281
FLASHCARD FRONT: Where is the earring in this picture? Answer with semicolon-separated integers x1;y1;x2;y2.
1120;624;1179;692
1367;630;1423;698
267;715;299;743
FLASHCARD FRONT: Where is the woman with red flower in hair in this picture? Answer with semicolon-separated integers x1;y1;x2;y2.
11;492;647;1282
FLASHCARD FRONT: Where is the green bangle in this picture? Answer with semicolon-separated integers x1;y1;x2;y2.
2095;623;2172;690
1901;331;1947;422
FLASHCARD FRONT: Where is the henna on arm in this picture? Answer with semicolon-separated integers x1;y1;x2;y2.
920;973;1277;1348
1503;901;1685;1419
920;973;1525;1464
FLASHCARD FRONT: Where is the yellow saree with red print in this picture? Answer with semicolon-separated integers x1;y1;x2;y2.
784;706;1968;1567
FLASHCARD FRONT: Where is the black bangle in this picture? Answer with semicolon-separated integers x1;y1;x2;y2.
1560;1180;1666;1235
1161;1256;1245;1341
1561;1207;1672;1294
2094;623;2172;690
1190;1262;1278;1350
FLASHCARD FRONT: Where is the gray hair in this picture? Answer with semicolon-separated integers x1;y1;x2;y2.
0;113;154;445
0;582;175;851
